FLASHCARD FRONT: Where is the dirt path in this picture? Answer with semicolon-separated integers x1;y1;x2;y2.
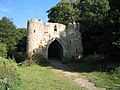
49;59;106;90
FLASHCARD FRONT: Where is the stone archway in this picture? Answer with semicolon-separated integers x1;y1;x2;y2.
48;40;63;60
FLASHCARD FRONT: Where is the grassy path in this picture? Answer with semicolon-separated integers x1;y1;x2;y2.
14;60;120;90
49;60;106;90
16;64;87;90
67;63;120;90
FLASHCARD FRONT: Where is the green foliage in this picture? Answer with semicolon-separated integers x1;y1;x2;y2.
112;26;120;48
0;43;7;58
0;17;18;59
82;53;104;64
0;57;17;90
102;0;120;61
113;39;120;48
0;17;27;61
109;10;120;48
47;1;80;25
0;17;16;49
79;0;110;22
78;0;120;62
14;28;27;62
109;0;120;10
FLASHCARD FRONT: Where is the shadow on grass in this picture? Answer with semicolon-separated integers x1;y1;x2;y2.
36;58;120;73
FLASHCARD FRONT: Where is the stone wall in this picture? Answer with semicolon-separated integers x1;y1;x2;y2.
27;18;83;62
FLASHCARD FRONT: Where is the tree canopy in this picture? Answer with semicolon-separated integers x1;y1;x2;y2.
79;0;110;22
47;1;80;25
47;0;120;62
0;17;27;61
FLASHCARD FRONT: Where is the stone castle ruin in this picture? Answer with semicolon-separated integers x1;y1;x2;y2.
27;19;83;62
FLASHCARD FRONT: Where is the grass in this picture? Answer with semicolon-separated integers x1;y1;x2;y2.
67;62;120;90
15;64;87;90
1;56;120;90
0;57;18;90
0;58;87;90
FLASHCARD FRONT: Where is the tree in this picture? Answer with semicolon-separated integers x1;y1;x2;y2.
79;0;110;22
80;0;120;62
108;0;120;48
0;17;17;49
47;1;80;25
78;0;110;55
0;17;27;61
14;28;27;62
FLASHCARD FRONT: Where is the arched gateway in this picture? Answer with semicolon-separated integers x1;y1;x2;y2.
27;19;83;62
48;40;63;60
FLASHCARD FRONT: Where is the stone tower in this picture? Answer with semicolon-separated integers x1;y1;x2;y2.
27;18;83;62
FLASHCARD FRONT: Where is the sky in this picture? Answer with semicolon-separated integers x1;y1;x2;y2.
0;0;60;28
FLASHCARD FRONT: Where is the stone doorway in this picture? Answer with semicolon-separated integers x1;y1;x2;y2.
48;40;63;60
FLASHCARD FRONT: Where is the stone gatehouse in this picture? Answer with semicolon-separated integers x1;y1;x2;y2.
27;18;83;62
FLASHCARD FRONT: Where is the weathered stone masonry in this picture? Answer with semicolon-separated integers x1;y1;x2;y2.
27;18;83;62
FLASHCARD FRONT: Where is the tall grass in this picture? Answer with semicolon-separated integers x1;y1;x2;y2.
0;57;17;90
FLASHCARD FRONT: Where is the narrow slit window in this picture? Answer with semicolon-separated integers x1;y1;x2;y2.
34;29;35;33
54;25;57;31
76;49;77;52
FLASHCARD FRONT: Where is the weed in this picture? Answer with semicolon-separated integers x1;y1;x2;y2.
0;57;17;90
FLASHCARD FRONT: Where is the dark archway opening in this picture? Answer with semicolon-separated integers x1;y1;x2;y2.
48;40;63;60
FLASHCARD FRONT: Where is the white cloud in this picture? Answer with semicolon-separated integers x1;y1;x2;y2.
0;7;9;12
0;2;10;12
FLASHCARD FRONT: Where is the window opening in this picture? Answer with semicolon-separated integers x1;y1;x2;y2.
54;25;57;31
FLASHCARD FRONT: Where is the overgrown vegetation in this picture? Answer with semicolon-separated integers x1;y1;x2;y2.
0;17;27;63
0;43;7;58
0;57;20;90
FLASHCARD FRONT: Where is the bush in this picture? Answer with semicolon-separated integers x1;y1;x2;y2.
14;52;27;63
105;51;120;63
112;67;120;78
82;53;104;64
0;43;8;58
0;57;17;90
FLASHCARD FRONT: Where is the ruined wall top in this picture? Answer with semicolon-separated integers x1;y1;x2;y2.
28;18;80;31
28;18;67;38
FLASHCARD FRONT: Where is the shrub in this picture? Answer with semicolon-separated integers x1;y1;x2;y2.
0;43;8;58
105;51;120;63
82;53;104;64
0;57;17;90
14;52;27;63
112;67;120;78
